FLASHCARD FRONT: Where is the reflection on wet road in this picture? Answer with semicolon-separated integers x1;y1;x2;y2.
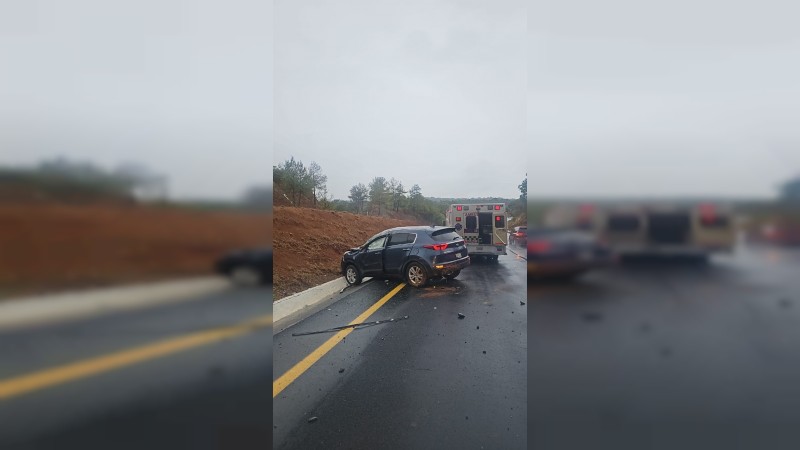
530;244;800;449
274;251;528;450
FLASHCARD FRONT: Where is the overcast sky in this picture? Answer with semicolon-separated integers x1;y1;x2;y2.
274;0;527;200
529;0;800;199
0;1;272;200
4;2;799;201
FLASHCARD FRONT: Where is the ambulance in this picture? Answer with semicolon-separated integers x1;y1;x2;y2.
445;203;508;262
543;202;736;259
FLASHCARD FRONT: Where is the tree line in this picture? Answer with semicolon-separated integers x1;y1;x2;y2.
274;157;527;226
273;157;444;222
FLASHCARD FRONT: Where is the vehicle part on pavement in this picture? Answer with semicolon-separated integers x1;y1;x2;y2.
445;269;461;279
291;315;410;337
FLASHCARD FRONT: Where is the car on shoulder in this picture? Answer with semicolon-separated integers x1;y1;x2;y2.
215;248;272;285
510;226;527;247
341;226;470;288
527;228;614;280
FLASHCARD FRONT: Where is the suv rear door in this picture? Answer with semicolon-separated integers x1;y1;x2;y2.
384;232;414;274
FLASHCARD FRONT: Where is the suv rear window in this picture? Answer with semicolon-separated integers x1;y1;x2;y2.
431;228;461;242
388;233;415;246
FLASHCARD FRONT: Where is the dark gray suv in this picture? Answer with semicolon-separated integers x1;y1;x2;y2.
341;226;470;288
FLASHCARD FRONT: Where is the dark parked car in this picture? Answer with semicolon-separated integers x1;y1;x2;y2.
527;228;613;280
341;226;470;288
215;248;272;285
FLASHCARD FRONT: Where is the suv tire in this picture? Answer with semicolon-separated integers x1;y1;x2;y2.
344;264;363;285
405;262;428;288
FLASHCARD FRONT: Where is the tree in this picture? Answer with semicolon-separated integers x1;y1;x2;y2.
349;183;368;214
518;175;527;201
409;184;423;213
307;161;328;207
389;178;407;212
368;177;388;215
274;157;308;206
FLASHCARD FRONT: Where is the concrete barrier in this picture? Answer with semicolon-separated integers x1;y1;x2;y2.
0;277;231;330
273;277;372;332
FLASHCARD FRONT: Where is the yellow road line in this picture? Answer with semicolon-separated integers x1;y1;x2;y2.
0;314;272;401
273;283;405;398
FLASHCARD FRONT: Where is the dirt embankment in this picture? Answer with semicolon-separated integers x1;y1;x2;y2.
273;206;419;300
0;202;270;299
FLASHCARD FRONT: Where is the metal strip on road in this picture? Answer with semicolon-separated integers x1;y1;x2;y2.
0;314;272;401
273;283;406;398
508;247;527;260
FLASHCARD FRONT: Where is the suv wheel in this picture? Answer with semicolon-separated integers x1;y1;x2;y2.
405;262;428;288
344;264;363;285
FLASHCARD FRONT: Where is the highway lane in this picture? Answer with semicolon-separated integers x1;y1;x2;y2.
0;285;271;450
273;249;528;450
530;244;800;450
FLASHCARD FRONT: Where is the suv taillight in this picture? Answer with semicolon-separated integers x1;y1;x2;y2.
424;244;448;251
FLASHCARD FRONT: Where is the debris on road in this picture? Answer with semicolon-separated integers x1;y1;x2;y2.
458;313;465;319
338;368;345;373
308;417;319;423
482;351;486;354
520;300;526;305
476;326;480;329
291;315;410;336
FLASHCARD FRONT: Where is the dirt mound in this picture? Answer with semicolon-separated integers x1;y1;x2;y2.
273;206;419;300
0;202;270;299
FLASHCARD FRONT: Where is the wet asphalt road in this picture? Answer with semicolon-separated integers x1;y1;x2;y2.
530;243;800;450
0;285;271;450
273;248;529;450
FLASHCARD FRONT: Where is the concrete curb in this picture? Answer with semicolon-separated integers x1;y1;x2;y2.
0;276;232;331
273;276;372;333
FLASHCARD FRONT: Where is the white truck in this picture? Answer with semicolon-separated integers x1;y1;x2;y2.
445;203;508;262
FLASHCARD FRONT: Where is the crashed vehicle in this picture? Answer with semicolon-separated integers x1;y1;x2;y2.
215;248;272;285
341;226;470;288
527;228;614;280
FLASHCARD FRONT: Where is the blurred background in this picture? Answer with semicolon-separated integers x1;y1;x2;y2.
527;0;800;448
0;1;272;449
